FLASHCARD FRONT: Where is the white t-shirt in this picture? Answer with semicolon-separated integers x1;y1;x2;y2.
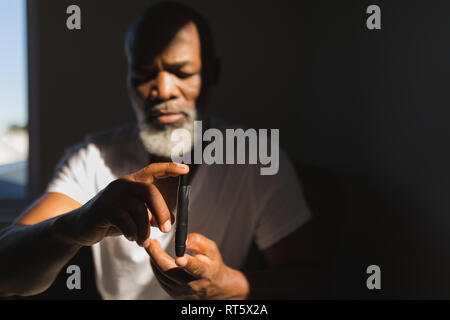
46;120;311;300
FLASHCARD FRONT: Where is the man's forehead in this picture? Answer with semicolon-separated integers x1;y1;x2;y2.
131;21;201;68
170;21;200;46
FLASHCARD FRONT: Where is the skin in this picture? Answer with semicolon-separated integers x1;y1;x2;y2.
129;21;250;299
127;21;202;127
0;163;189;296
0;20;335;299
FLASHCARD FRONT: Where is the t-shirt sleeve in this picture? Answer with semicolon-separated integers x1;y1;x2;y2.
252;149;312;250
46;141;98;205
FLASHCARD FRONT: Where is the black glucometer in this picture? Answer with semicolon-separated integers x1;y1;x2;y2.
175;173;190;257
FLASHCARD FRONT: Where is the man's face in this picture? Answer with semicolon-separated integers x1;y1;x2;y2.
127;21;203;158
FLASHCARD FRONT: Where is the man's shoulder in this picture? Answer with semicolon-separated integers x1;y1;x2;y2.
85;122;140;147
60;123;145;169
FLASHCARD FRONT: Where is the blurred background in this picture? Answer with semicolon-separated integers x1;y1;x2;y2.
0;0;27;200
1;0;450;298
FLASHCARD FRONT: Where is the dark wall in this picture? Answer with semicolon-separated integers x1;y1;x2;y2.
28;0;450;298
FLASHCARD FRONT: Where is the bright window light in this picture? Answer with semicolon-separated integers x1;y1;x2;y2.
0;0;28;199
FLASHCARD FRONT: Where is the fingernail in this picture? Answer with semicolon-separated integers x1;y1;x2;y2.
176;163;189;171
163;220;172;233
142;239;151;248
177;256;187;266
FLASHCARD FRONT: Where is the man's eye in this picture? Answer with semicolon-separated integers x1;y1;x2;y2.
176;72;195;79
131;73;156;85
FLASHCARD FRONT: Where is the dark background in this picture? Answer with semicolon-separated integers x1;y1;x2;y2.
24;0;450;298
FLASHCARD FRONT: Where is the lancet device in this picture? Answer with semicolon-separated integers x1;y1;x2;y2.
175;173;190;257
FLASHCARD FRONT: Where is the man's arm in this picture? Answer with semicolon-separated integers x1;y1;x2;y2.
0;162;190;297
147;215;339;300
145;186;342;300
146;160;344;299
0;192;83;297
145;221;336;300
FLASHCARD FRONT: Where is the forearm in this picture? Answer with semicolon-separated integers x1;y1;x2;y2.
0;212;82;297
242;265;329;299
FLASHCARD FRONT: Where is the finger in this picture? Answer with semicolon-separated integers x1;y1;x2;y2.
155;274;176;295
147;184;172;233
124;183;172;232
154;272;178;297
108;208;138;241
119;182;158;228
145;239;178;271
123;174;176;234
127;162;189;184
153;272;195;300
185;233;220;259
145;204;159;228
150;258;182;286
116;196;150;246
175;254;209;278
150;249;198;284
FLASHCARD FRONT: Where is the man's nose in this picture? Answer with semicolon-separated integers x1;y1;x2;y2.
150;71;178;101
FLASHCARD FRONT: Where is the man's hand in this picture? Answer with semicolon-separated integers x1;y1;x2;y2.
54;162;189;247
146;233;249;300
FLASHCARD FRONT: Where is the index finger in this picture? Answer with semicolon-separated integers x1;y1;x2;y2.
127;162;189;184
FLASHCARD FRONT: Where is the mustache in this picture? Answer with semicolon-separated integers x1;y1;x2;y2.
145;103;190;118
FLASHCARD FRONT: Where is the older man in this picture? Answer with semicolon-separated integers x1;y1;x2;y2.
0;2;326;299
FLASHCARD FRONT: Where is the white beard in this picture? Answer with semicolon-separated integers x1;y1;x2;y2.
136;105;197;159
